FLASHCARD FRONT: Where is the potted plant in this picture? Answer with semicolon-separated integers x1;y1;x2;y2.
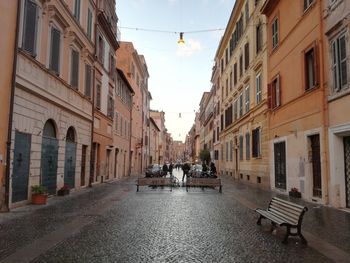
57;184;70;196
289;187;302;198
31;185;48;205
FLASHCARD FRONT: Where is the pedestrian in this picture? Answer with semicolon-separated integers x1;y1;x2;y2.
162;162;168;177
169;162;174;176
182;162;190;182
210;162;217;178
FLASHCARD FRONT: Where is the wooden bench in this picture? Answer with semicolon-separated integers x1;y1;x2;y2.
186;178;222;193
136;177;173;192
255;197;308;244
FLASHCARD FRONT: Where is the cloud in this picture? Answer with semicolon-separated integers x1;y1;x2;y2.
176;38;203;57
168;0;178;5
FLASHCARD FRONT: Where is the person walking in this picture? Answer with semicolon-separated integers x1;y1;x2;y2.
169;162;174;177
182;162;190;182
162;163;168;177
210;162;217;178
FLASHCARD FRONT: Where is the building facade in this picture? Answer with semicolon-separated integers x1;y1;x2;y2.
117;42;149;176
114;69;134;178
0;0;19;211
262;0;327;203
323;0;350;208
10;0;97;207
149;117;160;165
218;0;269;186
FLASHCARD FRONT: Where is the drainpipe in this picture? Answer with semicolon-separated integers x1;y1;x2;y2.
89;3;98;188
3;0;21;212
319;1;330;205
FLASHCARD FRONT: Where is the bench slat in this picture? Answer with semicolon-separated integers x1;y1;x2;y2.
272;197;306;210
256;209;285;225
270;201;303;215
268;208;299;225
269;203;303;218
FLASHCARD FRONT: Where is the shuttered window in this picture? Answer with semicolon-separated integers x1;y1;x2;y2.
245;85;250;113
239;135;243;160
256;23;262;54
244;42;249;70
246;132;250;160
74;0;81;21
22;0;38;56
87;8;93;39
272;18;279;49
234;63;237;85
107;95;114;119
239;93;243;117
331;33;348;91
115;112;118;130
70;49;79;89
252;127;261;158
239;54;243;77
96;84;101;109
256;73;262;104
85;64;92;97
49;27;61;75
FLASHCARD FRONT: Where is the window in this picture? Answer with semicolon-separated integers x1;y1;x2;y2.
49;27;61;75
245;1;249;27
239;135;243;160
305;47;317;90
96;84;101;109
245;42;250;70
87;8;93;39
226;79;228;96
230;71;233;91
252;127;261;157
304;0;313;11
70;49;79;89
256;23;262;54
331;33;348;91
246;132;250;160
272;18;279;49
97;34;104;63
234;63;237;85
268;75;281;109
217;126;219;141
110;54;115;76
221;59;224;74
226;142;229;161
74;0;81;21
239;54;243;77
221;114;224;131
256;72;262;104
221;144;224;161
22;0;38;56
85;64;92;97
239;93;243;117
225;48;229;65
245;85;250;113
107;95;114;119
233;100;237;121
225;105;233;127
230;140;233;161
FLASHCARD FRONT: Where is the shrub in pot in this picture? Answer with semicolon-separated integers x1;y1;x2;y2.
31;185;48;205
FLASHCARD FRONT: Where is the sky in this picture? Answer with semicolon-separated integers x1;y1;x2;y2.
117;0;235;142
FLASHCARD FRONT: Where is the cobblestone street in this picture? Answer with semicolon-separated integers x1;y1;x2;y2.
1;170;349;263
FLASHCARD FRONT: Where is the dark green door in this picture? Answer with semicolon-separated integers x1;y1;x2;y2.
41;137;58;195
12;131;31;203
64;141;76;188
274;141;286;190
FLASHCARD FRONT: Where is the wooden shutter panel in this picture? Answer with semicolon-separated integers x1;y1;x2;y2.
50;28;61;74
267;83;272;109
277;75;281;107
71;50;79;89
23;0;38;56
85;65;92;97
96;84;101;109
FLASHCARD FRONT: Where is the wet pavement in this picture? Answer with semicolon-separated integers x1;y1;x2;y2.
0;170;349;262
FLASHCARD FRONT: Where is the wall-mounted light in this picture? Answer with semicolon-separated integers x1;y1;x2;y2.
178;32;185;45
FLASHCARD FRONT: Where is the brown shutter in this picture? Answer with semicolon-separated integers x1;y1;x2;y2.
71;50;79;89
23;0;38;56
277;74;281;107
96;84;101;109
313;41;319;86
50;28;61;74
85;64;92;98
267;83;272;109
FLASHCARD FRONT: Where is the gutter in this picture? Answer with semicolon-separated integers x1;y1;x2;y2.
4;0;21;212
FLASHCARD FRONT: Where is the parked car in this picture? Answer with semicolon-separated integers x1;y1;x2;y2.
145;164;163;177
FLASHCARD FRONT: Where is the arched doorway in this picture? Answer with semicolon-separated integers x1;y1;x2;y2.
41;119;59;195
64;127;77;188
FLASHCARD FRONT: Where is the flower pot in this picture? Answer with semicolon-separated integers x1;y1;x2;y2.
32;193;48;205
289;191;301;198
57;189;70;196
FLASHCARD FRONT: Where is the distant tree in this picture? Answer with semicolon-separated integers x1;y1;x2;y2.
199;149;211;164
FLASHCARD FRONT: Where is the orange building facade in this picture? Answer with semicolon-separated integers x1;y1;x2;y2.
262;0;328;204
0;1;19;211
